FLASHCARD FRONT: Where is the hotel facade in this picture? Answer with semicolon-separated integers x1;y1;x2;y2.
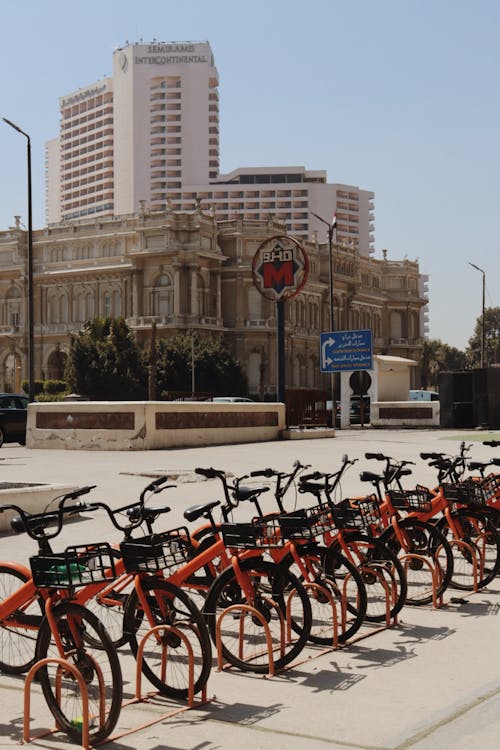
46;41;375;254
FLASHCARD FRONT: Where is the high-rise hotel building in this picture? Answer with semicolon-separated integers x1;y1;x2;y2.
46;41;374;254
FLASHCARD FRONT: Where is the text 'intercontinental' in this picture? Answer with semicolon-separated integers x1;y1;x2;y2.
135;55;208;65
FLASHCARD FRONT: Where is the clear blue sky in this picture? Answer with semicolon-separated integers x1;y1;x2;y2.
1;0;498;350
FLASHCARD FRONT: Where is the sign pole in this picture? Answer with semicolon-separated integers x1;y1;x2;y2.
328;222;336;428
277;300;286;406
311;211;337;428
251;235;309;426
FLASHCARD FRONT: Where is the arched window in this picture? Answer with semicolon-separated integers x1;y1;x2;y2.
247;351;261;393
86;292;95;320
152;274;173;317
6;286;21;328
103;293;112;318
196;273;205;317
113;290;122;317
59;294;69;323
49;294;58;323
47;348;67;379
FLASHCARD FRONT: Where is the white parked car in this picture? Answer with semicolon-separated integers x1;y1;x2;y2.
209;397;254;403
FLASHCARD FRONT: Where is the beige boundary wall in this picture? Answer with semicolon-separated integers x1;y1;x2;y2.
26;401;286;450
370;401;440;428
0;484;77;531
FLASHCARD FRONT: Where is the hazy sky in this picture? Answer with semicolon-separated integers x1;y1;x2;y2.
1;0;498;350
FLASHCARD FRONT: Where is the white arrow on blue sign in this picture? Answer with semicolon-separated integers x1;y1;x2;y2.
320;329;373;372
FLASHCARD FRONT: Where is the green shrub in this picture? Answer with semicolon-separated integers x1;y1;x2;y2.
21;380;44;396
44;379;68;394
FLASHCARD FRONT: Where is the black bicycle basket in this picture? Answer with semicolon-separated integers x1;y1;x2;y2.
481;474;500;502
220;516;284;549
441;481;486;507
388;485;433;513
278;504;335;540
330;495;381;531
30;542;116;588
120;526;192;573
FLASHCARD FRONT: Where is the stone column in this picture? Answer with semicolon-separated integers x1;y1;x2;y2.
189;264;199;318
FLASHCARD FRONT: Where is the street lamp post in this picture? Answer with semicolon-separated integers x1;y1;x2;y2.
469;262;486;368
2;117;35;402
311;211;337;428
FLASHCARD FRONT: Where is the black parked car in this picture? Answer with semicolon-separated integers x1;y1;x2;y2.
0;393;28;446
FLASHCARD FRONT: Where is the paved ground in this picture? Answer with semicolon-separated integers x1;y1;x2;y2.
0;427;499;750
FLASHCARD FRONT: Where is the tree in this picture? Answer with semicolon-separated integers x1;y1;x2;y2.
466;306;500;367
65;317;147;400
421;339;468;390
154;332;248;397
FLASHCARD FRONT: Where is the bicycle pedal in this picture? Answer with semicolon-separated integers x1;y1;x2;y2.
449;597;469;605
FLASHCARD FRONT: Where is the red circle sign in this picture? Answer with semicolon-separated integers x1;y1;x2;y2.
252;235;309;302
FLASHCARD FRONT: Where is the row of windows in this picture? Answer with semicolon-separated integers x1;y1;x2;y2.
62;141;114;160
62;203;114;220
61;116;113;139
46;291;123;324
61;94;113;121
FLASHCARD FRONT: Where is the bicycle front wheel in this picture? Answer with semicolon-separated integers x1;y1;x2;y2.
203;558;312;673
437;509;500;590
280;545;368;644
0;564;43;674
35;601;122;745
83;549;132;650
123;576;212;699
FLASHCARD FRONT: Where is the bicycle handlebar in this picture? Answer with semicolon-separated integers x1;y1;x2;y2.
250;468;277;478
0;485;97;541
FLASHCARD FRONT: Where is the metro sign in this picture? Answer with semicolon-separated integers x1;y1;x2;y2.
252;235;309;302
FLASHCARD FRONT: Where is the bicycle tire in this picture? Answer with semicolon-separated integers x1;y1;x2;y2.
123;576;212;699
203;557;312;673
280;544;368;643
379;518;453;606
83;548;131;649
0;564;43;674
35;601;122;745
326;533;407;621
436;508;500;590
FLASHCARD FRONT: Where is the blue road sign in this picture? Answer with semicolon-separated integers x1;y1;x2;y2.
320;329;373;372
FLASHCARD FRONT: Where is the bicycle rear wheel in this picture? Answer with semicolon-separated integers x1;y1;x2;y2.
379;519;453;606
327;533;407;621
0;564;43;674
203;557;312;673
35;601;122;745
437;509;500;590
123;576;212;699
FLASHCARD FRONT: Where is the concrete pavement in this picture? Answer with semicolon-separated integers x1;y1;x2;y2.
0;427;499;750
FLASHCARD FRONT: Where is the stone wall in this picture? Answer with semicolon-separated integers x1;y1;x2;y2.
27;401;286;450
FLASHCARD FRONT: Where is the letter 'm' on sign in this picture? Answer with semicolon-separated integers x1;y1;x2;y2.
252;234;309;302
263;260;294;289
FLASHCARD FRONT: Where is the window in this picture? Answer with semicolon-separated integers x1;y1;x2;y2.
104;293;111;318
152;273;173;317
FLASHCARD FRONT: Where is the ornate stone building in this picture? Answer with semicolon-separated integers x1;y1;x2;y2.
0;208;426;396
